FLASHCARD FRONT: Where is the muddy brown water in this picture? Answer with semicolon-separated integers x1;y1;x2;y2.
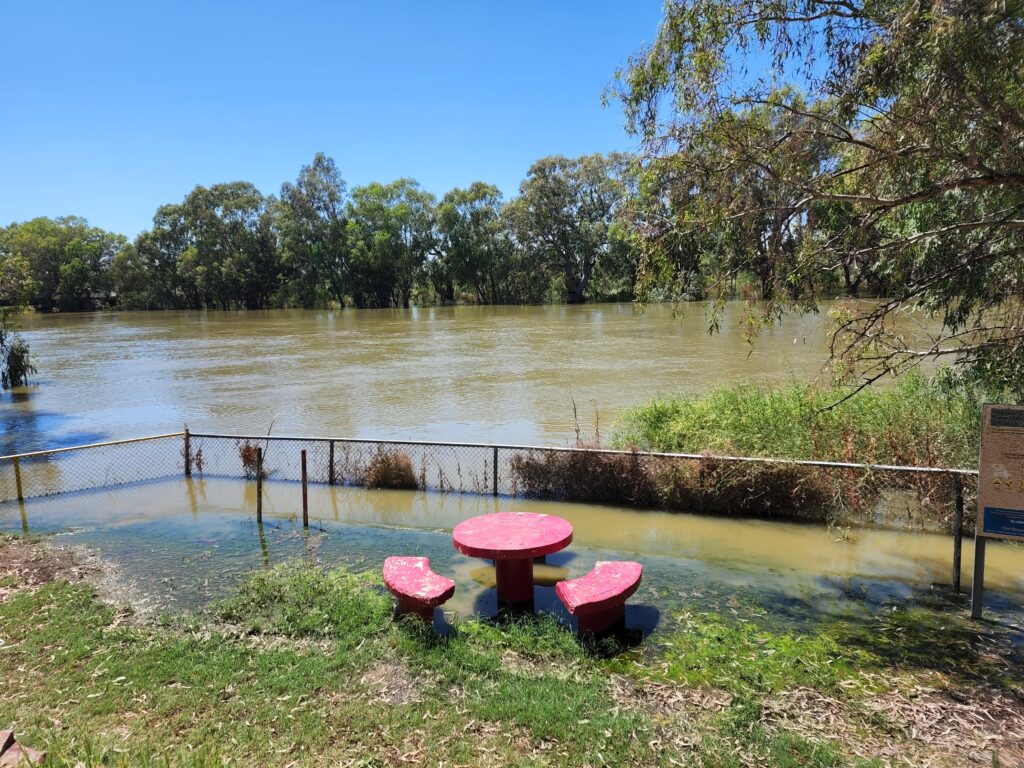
3;301;1017;634
4;301;842;453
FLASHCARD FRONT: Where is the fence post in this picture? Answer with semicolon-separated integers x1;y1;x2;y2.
13;457;24;502
301;449;309;528
328;440;335;486
492;446;499;497
183;429;191;478
952;473;964;593
971;535;986;620
256;448;263;523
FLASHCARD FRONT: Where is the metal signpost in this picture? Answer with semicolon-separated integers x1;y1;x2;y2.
972;404;1024;619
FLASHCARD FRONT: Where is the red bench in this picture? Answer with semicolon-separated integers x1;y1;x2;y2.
383;556;456;621
555;561;642;637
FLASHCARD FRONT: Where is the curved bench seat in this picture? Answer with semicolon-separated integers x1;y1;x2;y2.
555;561;642;637
383;556;456;621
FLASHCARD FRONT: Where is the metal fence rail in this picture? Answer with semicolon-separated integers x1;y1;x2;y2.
0;433;186;502
0;430;980;502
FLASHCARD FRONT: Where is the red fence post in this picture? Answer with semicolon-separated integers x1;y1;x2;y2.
301;449;309;528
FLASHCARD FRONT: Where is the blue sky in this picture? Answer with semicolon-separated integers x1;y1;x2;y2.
1;1;664;238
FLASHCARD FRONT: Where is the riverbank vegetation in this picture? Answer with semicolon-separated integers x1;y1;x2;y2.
1;535;1021;767
613;372;981;470
509;372;984;530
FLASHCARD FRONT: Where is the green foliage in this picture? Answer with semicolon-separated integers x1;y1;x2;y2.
613;0;1024;393
1;216;123;312
344;179;437;308
6;151;641;312
277;152;349;308
1;330;35;388
0;250;36;387
613;371;983;469
506;153;632;304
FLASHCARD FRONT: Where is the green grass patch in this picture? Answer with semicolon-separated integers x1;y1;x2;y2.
3;548;1020;767
617;602;1024;699
612;370;982;468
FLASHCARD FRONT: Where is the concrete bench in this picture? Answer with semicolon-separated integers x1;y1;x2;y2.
383;556;455;621
555;561;642;637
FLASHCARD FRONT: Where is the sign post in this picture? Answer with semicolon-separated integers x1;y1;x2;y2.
973;404;1024;618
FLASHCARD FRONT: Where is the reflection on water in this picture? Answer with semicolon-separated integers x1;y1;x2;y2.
2;478;1022;638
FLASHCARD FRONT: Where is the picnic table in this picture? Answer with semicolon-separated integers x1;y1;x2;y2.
452;512;573;607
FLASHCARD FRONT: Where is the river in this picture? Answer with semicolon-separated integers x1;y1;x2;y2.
3;302;834;454
4;301;1020;636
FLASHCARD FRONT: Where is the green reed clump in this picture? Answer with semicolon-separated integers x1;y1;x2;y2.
512;371;990;527
364;448;419;490
613;370;982;469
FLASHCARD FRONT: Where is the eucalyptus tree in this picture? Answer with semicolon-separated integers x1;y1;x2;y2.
436;182;511;304
507;153;631;304
138;182;281;310
278;153;350;307
2;217;124;311
613;0;1024;396
345;179;437;308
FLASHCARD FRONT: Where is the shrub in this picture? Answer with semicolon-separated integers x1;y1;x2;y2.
510;449;835;522
238;440;267;480
364;449;419;490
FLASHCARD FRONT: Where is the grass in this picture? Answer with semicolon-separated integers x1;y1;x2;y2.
514;370;992;531
612;370;982;469
1;538;1022;767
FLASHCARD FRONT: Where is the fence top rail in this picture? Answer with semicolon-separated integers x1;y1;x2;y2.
187;431;980;476
0;432;186;462
0;430;979;477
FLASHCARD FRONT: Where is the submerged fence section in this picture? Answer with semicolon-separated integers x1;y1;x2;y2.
0;433;187;503
1;430;979;528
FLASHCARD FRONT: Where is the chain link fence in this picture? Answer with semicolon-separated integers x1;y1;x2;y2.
0;433;186;502
1;431;978;534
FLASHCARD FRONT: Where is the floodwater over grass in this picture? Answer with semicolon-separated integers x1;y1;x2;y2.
2;478;1023;632
3;481;1024;766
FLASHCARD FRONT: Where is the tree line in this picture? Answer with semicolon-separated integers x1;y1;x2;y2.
0;153;637;313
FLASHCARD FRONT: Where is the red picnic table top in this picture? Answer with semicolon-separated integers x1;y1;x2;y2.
452;512;573;561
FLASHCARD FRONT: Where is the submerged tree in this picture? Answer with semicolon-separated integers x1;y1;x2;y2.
0;247;36;388
435;183;510;304
507;154;631;304
278;153;350;308
346;179;437;308
126;182;281;310
2;216;124;312
613;0;1024;397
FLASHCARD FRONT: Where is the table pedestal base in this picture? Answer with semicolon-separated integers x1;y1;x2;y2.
396;598;434;622
495;558;534;604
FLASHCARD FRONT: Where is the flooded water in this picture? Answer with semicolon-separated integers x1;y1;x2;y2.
3;302;842;454
4;300;1010;641
3;479;1022;635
